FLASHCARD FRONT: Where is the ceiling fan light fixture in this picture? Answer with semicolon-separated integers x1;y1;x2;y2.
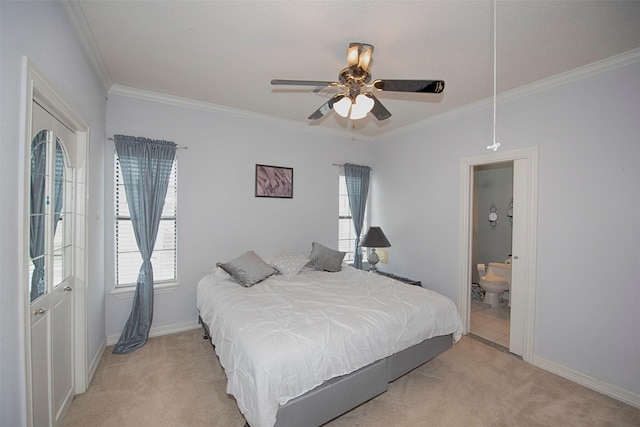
349;93;375;120
358;46;373;71
347;45;359;68
272;41;444;122
333;96;352;117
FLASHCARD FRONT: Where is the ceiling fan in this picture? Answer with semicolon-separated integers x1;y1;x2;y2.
271;42;445;121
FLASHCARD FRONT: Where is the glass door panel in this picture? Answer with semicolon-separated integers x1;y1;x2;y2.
52;138;72;288
29;129;50;302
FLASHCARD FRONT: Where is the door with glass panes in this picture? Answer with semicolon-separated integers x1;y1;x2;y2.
29;101;76;427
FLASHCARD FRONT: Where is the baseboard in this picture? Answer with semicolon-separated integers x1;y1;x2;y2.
88;337;107;386
106;320;201;346
532;355;640;410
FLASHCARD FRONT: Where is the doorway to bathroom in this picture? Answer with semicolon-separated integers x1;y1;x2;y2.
470;162;513;350
459;147;538;362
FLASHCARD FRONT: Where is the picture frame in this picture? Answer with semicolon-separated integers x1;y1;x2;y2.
255;164;293;198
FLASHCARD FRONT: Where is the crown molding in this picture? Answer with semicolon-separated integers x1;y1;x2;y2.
63;0;112;91
89;14;638;145
498;47;640;105
376;47;640;142
108;84;373;142
62;0;639;144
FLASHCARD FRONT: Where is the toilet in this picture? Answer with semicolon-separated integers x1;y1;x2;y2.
477;262;511;307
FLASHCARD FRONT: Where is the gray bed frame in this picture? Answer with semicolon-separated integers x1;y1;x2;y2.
199;316;452;427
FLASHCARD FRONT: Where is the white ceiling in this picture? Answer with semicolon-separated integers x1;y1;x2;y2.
66;1;640;139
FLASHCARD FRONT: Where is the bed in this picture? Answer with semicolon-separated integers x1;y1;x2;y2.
197;249;463;427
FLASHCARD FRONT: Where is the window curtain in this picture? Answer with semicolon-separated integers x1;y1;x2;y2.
344;163;371;270
113;135;176;354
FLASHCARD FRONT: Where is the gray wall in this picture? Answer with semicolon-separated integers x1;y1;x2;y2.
0;2;107;426
371;58;640;397
104;92;373;339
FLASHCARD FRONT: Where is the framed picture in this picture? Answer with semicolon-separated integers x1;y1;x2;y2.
255;164;293;198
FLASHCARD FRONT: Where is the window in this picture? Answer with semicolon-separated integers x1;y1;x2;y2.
338;173;367;263
115;155;177;287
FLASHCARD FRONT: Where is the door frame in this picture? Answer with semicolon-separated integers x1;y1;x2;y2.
458;146;538;362
21;58;89;426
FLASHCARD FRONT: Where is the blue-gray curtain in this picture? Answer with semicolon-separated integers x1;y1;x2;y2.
113;135;176;354
344;163;371;270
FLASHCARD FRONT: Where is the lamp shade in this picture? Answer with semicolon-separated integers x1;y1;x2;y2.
333;96;352;117
360;226;391;248
333;93;374;120
349;94;374;120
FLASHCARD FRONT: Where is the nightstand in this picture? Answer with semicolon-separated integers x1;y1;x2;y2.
375;270;422;287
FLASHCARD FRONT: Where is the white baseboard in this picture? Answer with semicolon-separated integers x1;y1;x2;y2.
106;320;201;346
532;355;640;410
88;337;107;385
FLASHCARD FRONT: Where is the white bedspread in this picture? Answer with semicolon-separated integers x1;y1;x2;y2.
197;266;463;427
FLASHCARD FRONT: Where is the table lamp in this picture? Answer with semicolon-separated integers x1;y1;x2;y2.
360;226;391;272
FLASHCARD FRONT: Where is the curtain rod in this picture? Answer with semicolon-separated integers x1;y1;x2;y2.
107;137;189;150
333;163;372;169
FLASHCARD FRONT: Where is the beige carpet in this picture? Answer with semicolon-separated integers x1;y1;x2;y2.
63;329;640;427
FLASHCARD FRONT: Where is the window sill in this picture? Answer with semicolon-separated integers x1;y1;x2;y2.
110;281;181;299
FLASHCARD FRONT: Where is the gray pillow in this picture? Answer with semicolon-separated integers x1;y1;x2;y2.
308;242;346;272
217;251;276;287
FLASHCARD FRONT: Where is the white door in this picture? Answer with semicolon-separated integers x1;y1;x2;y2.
507;159;526;355
508;156;536;358
460;147;538;362
28;101;76;427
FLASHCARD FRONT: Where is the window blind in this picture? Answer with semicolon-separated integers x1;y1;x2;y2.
115;156;177;286
338;173;367;263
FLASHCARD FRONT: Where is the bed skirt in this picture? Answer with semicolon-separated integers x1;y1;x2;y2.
199;316;452;427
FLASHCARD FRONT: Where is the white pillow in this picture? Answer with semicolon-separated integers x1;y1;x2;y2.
212;267;231;278
270;253;310;277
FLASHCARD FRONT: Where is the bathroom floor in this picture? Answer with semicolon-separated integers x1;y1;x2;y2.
470;299;510;349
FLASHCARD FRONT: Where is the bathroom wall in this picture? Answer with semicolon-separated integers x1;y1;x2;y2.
473;162;514;282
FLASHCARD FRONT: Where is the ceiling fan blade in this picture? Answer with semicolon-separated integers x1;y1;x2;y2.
373;79;445;93
364;93;392;121
308;94;346;120
271;79;335;88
